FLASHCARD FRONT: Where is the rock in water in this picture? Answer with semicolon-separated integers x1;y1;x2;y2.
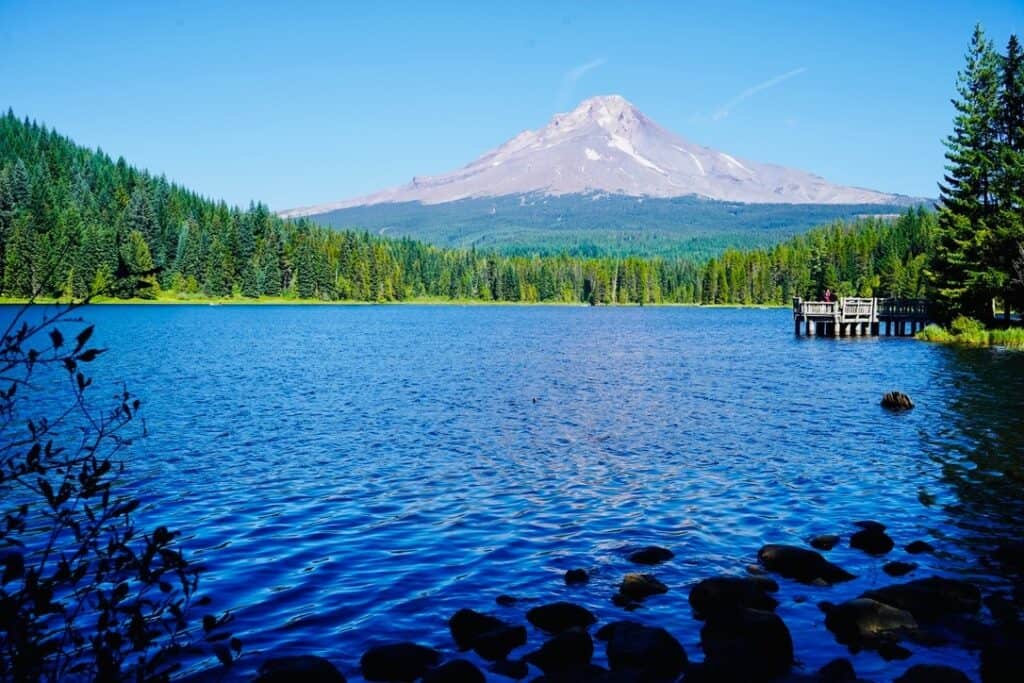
526;602;597;634
617;573;669;601
256;655;347;683
905;540;935;554
448;609;526;660
526;628;593;674
688;576;779;618
881;391;914;410
700;608;793;680
627;546;675;565
422;659;486;683
895;664;971;683
822;598;918;646
757;544;855;585
360;643;441;682
862;576;982;622
810;534;841;551
850;523;895;555
564;568;589;585
815;658;858;682
596;620;687;679
884;561;918;577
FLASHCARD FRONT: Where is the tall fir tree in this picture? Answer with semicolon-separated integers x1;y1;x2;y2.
931;25;1002;320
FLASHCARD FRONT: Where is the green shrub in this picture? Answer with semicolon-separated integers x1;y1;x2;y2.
950;315;986;335
916;324;954;342
990;327;1024;349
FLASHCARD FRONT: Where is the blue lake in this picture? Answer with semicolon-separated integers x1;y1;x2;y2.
6;305;1024;681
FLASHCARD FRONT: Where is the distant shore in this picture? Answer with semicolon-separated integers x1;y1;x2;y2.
0;295;787;309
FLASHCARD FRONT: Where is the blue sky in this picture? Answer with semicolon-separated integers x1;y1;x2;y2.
2;1;1022;209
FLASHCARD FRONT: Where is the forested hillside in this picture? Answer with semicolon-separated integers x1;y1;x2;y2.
0;110;933;305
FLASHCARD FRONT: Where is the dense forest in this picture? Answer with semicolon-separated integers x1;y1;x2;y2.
0;109;934;306
307;193;915;260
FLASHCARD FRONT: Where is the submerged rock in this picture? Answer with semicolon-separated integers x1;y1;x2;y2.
850;522;895;555
688;575;779;618
360;642;441;682
699;607;793;681
595;620;687;679
993;540;1024;572
905;540;935;555
862;576;982;622
527;602;597;634
894;664;971;683
627;546;675;565
881;391;915;410
255;655;346;683
822;598;918;646
565;568;590;586
496;594;519;606
448;608;526;660
757;544;855;585
526;628;594;674
810;534;841;551
884;561;918;577
617;573;668;602
421;659;486;683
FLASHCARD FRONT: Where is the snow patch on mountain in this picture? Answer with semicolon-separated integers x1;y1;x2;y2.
280;94;911;217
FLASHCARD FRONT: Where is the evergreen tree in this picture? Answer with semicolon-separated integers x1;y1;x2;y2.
931;25;1002;320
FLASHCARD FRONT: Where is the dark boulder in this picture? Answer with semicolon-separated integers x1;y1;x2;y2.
815;657;858;682
862;576;981;622
894;664;970;683
904;540;935;554
565;569;590;586
617;573;668;602
490;658;529;680
850;525;895;555
526;628;594;674
700;607;793;681
881;391;914;410
527;602;597;634
688;576;779;618
360;643;441;682
421;659;486;683
448;608;526;660
884;561;918;577
757;544;855;585
255;655;346;683
627;546;675;565
496;594;519;606
810;534;841;551
595;620;687;679
821;598;918;646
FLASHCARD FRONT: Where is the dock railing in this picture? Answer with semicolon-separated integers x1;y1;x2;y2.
793;296;929;337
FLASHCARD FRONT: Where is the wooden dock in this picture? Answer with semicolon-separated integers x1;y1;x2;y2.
793;297;929;337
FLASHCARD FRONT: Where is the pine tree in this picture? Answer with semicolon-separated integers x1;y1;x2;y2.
931;25;1002;320
995;34;1024;314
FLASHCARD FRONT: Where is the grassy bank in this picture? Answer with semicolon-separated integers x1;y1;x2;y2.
916;316;1024;349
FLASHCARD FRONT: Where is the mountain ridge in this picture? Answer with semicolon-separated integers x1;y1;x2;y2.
281;95;914;218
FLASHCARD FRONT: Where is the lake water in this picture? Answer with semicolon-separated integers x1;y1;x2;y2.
5;305;1024;681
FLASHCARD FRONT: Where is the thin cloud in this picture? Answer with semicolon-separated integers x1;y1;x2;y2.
713;67;807;121
558;58;607;109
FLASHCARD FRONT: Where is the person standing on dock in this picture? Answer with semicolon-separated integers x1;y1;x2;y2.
824;288;832;302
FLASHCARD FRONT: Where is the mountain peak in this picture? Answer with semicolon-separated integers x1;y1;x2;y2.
279;96;911;217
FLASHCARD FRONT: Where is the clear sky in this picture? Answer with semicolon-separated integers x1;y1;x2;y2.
2;1;1022;210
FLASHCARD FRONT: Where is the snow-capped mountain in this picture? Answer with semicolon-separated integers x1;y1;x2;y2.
280;95;909;218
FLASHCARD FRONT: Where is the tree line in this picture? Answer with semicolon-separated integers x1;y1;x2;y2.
0;109;936;306
931;25;1024;322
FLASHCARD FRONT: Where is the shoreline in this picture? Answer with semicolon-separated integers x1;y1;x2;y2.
0;296;788;309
